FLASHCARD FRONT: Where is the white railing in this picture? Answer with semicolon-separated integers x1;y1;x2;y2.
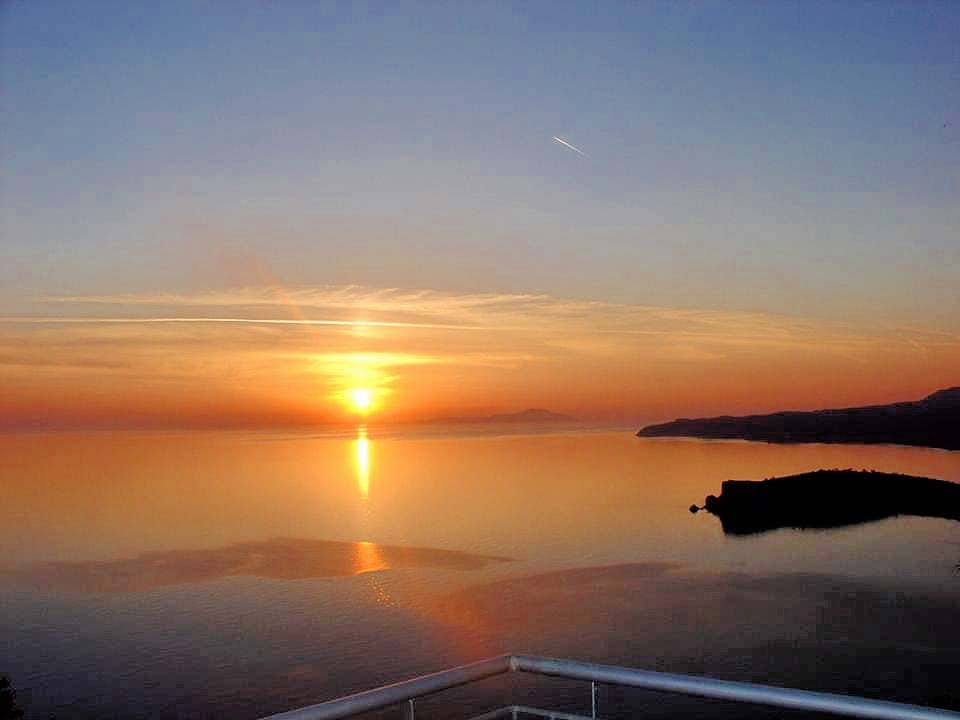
259;653;960;720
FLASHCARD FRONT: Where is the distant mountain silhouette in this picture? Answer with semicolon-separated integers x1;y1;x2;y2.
693;469;960;535
638;387;960;450
442;408;576;424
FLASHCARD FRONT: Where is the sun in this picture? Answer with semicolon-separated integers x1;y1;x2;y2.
349;388;374;414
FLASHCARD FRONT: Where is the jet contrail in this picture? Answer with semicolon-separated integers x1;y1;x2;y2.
552;136;589;157
0;316;486;331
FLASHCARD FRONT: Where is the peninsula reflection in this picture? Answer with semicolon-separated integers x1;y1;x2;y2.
7;538;513;594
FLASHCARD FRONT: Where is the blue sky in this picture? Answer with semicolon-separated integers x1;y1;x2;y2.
3;1;959;328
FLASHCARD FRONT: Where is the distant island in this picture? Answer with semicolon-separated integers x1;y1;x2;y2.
692;469;960;535
440;408;576;425
638;387;960;451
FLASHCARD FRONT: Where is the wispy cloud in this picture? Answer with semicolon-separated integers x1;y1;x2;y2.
27;285;958;350
2;316;483;331
2;284;958;429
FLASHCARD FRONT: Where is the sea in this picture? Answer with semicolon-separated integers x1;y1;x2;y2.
2;426;960;719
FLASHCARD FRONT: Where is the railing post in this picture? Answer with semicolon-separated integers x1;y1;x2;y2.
591;680;597;719
403;698;415;720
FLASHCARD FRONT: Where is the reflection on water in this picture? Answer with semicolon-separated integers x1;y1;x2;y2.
2;431;960;576
3;430;960;718
6;537;513;594
350;426;393;602
353;540;387;575
354;425;370;501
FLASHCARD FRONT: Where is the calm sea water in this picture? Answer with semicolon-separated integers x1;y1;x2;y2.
2;428;960;719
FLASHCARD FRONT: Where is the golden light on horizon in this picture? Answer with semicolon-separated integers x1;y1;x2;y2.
318;353;416;419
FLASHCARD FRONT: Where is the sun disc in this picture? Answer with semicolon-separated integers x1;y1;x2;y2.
350;388;373;413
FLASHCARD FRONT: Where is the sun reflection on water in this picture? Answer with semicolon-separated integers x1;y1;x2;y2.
349;426;396;605
354;425;370;500
352;540;388;575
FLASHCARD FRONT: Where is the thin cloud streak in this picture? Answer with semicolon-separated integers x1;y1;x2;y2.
23;285;960;348
0;316;485;331
0;314;906;346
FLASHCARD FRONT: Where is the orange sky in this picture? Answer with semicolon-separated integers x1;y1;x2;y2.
4;3;959;434
1;285;958;431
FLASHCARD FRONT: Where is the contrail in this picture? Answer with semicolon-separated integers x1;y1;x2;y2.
552;136;589;157
0;316;487;331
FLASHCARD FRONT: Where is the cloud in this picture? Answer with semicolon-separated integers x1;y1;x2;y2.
0;352;130;370
4;315;484;331
3;284;958;428
28;284;960;352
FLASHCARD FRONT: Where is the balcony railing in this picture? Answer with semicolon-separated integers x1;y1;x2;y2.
259;654;960;720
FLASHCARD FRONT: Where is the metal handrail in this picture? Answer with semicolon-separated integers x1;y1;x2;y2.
260;655;511;720
511;655;959;720
259;653;960;720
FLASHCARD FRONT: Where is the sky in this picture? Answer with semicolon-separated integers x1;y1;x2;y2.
2;1;959;429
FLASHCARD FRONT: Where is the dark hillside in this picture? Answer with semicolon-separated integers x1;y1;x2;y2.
640;388;960;450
